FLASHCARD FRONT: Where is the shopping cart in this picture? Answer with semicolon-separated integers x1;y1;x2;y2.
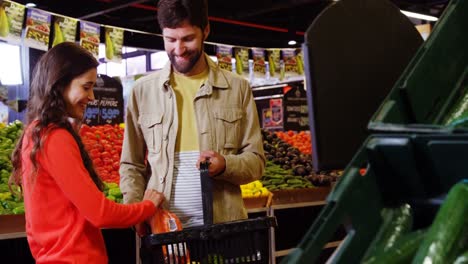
141;162;277;264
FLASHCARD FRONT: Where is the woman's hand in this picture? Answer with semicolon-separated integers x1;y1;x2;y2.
135;189;165;237
143;189;165;208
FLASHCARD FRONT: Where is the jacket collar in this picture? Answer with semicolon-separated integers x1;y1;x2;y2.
158;53;230;93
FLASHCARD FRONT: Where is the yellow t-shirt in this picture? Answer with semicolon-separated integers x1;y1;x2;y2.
170;68;209;152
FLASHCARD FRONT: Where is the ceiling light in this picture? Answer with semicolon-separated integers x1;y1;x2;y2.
288;40;297;46
401;10;438;21
25;3;36;8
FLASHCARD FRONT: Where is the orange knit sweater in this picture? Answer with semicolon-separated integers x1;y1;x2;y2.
21;127;155;263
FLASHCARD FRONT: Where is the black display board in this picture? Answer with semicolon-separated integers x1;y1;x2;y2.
303;0;423;171
84;74;124;126
283;84;309;131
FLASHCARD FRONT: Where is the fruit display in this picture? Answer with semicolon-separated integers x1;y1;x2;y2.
79;124;124;185
0;120;24;215
240;180;270;198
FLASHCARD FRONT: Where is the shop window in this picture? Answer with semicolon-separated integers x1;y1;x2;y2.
126;55;146;75
150;51;169;70
107;60;127;77
0;42;22;85
97;63;107;75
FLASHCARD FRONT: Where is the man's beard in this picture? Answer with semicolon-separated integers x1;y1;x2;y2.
168;48;203;74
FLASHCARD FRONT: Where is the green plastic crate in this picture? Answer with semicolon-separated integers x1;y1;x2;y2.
281;133;468;264
369;0;468;133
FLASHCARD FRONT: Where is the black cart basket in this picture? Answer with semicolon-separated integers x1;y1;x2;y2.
141;162;277;264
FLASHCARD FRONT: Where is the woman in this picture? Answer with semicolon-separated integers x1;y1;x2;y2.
9;42;164;263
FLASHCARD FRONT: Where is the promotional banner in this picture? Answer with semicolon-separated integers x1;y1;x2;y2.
84;75;124;126
80;21;100;58
24;8;51;51
0;0;25;44
233;47;249;77
105;26;124;63
266;49;281;78
52;14;77;47
263;98;283;130
282;48;304;81
216;44;232;72
251;48;266;85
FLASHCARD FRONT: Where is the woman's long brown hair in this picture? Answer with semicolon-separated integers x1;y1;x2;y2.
9;42;103;193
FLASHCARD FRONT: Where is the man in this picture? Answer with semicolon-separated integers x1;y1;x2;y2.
119;0;265;235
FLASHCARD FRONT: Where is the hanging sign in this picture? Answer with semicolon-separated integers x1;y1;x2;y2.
216;44;232;72
0;0;25;44
266;49;281;78
234;47;249;78
24;8;51;51
52;14;77;47
104;26;124;63
80;21;100;58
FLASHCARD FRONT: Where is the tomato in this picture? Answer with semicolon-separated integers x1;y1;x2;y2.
93;158;103;167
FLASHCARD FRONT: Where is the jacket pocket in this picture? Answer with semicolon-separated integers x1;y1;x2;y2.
139;113;163;154
214;108;243;149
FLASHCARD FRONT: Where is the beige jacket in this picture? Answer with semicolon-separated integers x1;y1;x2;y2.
119;54;265;223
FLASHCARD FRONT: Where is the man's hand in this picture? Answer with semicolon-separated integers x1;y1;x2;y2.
197;150;226;177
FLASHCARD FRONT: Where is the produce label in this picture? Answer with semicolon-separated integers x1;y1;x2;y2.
0;0;25;44
84;75;124;126
233;47;249;77
104;26;124;63
24;8;51;51
80;21;100;58
216;44;232;72
52;15;77;47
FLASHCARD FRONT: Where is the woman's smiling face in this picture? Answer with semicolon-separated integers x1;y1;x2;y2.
63;68;97;120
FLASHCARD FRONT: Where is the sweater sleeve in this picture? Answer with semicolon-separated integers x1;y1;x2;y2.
41;129;156;228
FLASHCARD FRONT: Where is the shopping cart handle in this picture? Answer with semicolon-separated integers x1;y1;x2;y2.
200;161;213;225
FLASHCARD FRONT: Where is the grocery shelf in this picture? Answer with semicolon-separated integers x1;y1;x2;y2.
0;232;26;240
271;200;327;210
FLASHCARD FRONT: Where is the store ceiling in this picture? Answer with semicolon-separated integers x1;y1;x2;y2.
12;0;448;50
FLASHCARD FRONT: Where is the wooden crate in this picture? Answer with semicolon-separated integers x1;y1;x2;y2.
243;192;273;209
271;186;331;205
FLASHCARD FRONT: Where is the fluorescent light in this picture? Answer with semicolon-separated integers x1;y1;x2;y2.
288;40;297;46
25;3;36;8
401;10;438;21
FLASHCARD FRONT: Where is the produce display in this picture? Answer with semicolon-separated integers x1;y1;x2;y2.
0;120;24;215
260;129;340;191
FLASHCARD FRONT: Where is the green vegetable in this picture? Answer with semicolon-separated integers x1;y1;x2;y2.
412;182;468;264
453;250;468;264
12;205;24;214
363;204;413;261
363;229;426;264
108;188;122;198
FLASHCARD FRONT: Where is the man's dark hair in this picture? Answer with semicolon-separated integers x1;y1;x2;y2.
157;0;209;30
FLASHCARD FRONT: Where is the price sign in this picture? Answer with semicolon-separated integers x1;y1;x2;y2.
84;74;124;126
